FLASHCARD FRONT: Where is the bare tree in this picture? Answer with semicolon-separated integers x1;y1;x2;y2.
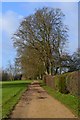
13;7;68;78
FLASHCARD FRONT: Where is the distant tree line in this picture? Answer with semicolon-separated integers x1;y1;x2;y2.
1;61;22;81
12;7;80;80
1;48;80;81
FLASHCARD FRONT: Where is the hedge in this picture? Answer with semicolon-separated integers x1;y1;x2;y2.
43;71;80;96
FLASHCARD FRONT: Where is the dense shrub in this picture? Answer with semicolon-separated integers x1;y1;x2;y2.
14;74;22;80
54;74;69;94
66;71;78;96
43;75;55;89
0;70;2;81
2;71;10;81
43;71;80;96
54;75;59;91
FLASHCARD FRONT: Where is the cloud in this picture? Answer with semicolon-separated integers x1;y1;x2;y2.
0;10;23;37
0;11;23;68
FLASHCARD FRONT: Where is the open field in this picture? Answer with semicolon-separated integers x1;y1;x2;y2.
1;80;32;118
41;83;79;117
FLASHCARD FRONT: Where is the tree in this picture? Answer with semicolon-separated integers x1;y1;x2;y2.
68;49;80;72
21;45;46;79
6;61;22;80
13;7;68;78
6;61;14;81
0;69;2;81
2;70;9;81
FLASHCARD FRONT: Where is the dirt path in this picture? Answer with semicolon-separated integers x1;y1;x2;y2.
11;81;77;118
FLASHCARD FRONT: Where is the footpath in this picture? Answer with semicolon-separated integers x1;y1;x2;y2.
11;81;76;118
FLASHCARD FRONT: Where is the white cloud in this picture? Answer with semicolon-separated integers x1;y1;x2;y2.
0;10;23;37
0;11;23;68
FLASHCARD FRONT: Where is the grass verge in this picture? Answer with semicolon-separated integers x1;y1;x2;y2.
41;83;79;117
2;80;32;119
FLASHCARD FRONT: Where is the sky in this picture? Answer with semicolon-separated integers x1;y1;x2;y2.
78;2;80;48
0;2;78;69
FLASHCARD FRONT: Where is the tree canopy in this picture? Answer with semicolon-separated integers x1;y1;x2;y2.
13;7;69;79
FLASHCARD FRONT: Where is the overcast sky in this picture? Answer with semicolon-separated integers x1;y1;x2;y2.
0;2;78;69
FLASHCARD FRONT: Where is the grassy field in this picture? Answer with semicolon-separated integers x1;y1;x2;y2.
1;80;32;119
41;83;79;117
0;83;2;119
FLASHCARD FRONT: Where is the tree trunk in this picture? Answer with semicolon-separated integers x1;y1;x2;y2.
51;62;54;75
55;67;59;75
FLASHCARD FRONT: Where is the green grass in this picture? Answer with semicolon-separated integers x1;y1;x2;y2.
1;80;32;119
0;83;2;119
41;83;79;117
